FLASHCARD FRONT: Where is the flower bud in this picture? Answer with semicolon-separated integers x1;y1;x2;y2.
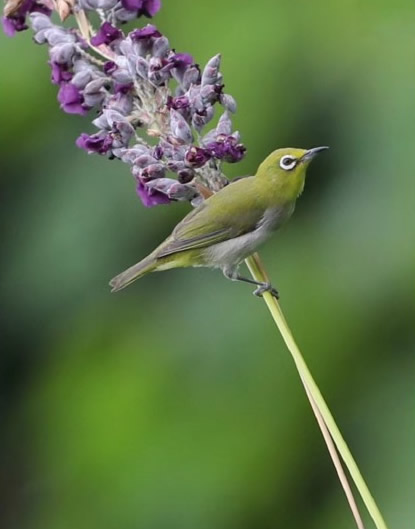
170;109;193;144
167;182;198;201
144;178;196;202
166;160;186;173
201;54;221;86
84;77;108;93
49;42;77;65
44;27;74;47
111;57;132;84
134;154;158;168
153;145;163;160
116;145;151;164
30;12;52;34
107;92;133;115
32;23;62;44
145;177;174;192
71;69;93;89
111;120;134;147
181;65;200;90
167;95;190;111
152;36;169;57
76;132;113;154
216;111;232;135
220;93;237;113
200;84;219;104
83;90;106;108
192;105;214;132
185;146;211;168
131;58;146;80
178;169;195;183
140;163;166;181
231;130;241;143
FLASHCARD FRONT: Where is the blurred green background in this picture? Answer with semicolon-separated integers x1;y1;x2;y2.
0;1;414;528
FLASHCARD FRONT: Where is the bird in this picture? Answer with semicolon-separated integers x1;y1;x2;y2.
110;146;328;297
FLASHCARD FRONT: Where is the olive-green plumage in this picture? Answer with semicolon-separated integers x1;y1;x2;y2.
110;147;328;295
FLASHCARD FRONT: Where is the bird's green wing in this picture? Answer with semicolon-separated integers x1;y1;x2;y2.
157;177;264;258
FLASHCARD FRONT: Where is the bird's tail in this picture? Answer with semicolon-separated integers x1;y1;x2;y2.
109;254;158;292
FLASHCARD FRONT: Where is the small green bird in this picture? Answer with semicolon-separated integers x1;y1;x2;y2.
110;147;328;297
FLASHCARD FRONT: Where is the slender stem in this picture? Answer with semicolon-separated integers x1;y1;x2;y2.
74;9;116;62
74;10;90;40
302;374;366;529
245;253;388;529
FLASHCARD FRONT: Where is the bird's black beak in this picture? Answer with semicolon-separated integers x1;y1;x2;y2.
301;146;329;162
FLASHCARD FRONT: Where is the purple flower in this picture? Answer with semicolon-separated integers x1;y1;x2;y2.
114;82;133;95
2;15;25;36
121;0;161;16
145;177;197;202
103;61;118;75
185;146;211;168
153;145;163;160
141;0;161;16
2;0;51;37
137;182;171;207
90;22;123;46
76;132;113;154
50;61;72;85
206;135;246;163
58;83;90;115
167;95;190;111
130;24;161;40
170;53;193;68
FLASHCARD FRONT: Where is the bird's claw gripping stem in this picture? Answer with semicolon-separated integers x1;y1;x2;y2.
253;282;279;299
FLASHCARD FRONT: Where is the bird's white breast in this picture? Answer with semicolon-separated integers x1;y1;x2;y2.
203;204;294;268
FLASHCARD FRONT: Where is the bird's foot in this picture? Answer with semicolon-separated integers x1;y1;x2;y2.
253;282;279;299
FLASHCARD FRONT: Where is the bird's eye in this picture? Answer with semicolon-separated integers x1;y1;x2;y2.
280;155;297;171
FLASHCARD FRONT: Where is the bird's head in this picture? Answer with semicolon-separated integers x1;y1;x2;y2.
255;146;329;201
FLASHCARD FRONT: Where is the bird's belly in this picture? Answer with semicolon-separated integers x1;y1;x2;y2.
203;228;270;268
202;204;293;268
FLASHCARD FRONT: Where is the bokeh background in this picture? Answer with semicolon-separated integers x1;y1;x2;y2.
0;1;414;528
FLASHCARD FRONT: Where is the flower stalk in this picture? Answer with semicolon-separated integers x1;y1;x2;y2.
246;253;388;529
303;379;365;529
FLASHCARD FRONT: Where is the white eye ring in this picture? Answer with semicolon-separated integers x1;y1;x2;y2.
280;155;297;171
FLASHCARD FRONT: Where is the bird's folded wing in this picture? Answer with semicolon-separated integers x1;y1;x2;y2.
157;184;263;258
157;227;233;257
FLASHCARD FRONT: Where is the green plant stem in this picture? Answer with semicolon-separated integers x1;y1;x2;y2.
245;253;388;529
302;374;365;529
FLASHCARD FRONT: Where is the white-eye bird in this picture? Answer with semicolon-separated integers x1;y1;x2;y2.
110;146;328;297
